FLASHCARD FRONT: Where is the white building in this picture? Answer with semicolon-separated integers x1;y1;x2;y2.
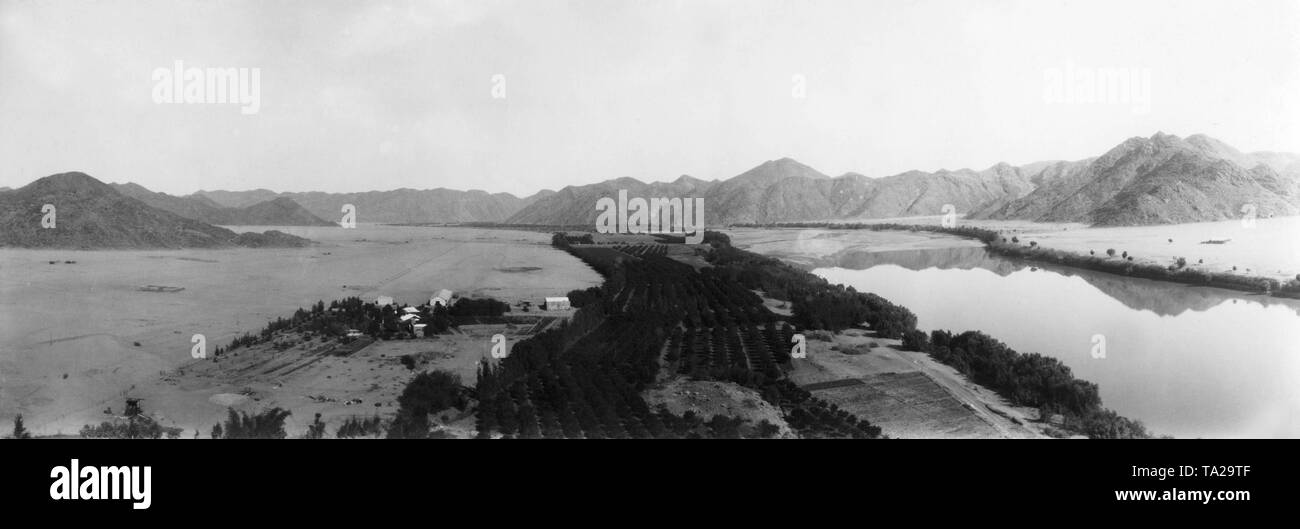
430;289;454;308
401;307;420;314
544;297;571;310
399;314;419;323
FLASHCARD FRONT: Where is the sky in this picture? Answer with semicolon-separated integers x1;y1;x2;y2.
1;0;1298;196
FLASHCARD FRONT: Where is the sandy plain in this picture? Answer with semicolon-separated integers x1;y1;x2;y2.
0;225;601;435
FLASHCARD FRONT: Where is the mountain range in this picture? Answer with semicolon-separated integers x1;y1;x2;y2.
193;188;553;224
0;173;312;249
110;183;334;226
7;133;1297;241
970;133;1300;225
508;132;1300;227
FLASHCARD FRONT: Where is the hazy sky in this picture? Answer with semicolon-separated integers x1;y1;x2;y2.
2;0;1298;196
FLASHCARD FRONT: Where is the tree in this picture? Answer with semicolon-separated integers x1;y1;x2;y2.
211;423;223;439
216;407;292;439
1106;248;1116;257
901;329;929;352
755;420;781;438
305;413;327;439
397;371;466;416
80;400;182;439
386;409;430;439
11;414;31;439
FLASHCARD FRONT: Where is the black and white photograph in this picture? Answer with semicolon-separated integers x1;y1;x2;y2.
1;0;1296;514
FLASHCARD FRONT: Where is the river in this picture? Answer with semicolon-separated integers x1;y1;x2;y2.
733;228;1300;438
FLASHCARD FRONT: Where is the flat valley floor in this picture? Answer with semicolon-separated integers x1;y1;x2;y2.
0;226;602;435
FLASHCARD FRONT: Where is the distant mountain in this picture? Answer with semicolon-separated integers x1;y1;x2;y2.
194;187;547;224
510;133;1298;228
234;197;337;226
190;188;281;209
508;157;1038;226
973;133;1300;225
27;132;1292;231
111;183;333;226
0;172;312;249
506;175;717;226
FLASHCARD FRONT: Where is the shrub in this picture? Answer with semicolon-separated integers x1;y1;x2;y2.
11;414;31;439
215;407;292;439
901;329;929;352
304;413;327;439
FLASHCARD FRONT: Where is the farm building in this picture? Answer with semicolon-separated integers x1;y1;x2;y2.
345;329;363;338
401;307;420;314
430;289;454;308
376;295;394;306
399;314;419;323
544;297;571;310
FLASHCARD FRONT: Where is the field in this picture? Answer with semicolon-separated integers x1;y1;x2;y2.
125;316;552;437
787;329;1047;439
0;225;601;435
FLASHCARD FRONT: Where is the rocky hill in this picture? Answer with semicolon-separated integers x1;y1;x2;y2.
508;157;1038;226
194;187;548;224
0;173;313;248
973;133;1300;225
111;183;333;226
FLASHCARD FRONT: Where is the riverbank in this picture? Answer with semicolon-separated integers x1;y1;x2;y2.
707;233;1153;438
733;222;1300;299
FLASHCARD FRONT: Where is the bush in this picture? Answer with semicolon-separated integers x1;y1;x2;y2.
901;329;929;352
566;287;604;308
336;416;385;438
11;414;31;439
449;297;510;318
304;413;327;439
215;407;292;439
389;370;466;439
80;401;182;439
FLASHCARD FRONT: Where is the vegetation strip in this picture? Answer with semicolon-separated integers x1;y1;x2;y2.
734;222;1300;299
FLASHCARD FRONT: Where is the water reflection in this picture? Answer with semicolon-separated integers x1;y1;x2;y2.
831;246;1300;318
814;252;1300;438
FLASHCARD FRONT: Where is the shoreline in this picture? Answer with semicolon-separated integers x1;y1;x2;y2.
705;232;1153;438
731;222;1300;300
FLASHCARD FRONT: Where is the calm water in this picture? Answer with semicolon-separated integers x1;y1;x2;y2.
813;247;1300;439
